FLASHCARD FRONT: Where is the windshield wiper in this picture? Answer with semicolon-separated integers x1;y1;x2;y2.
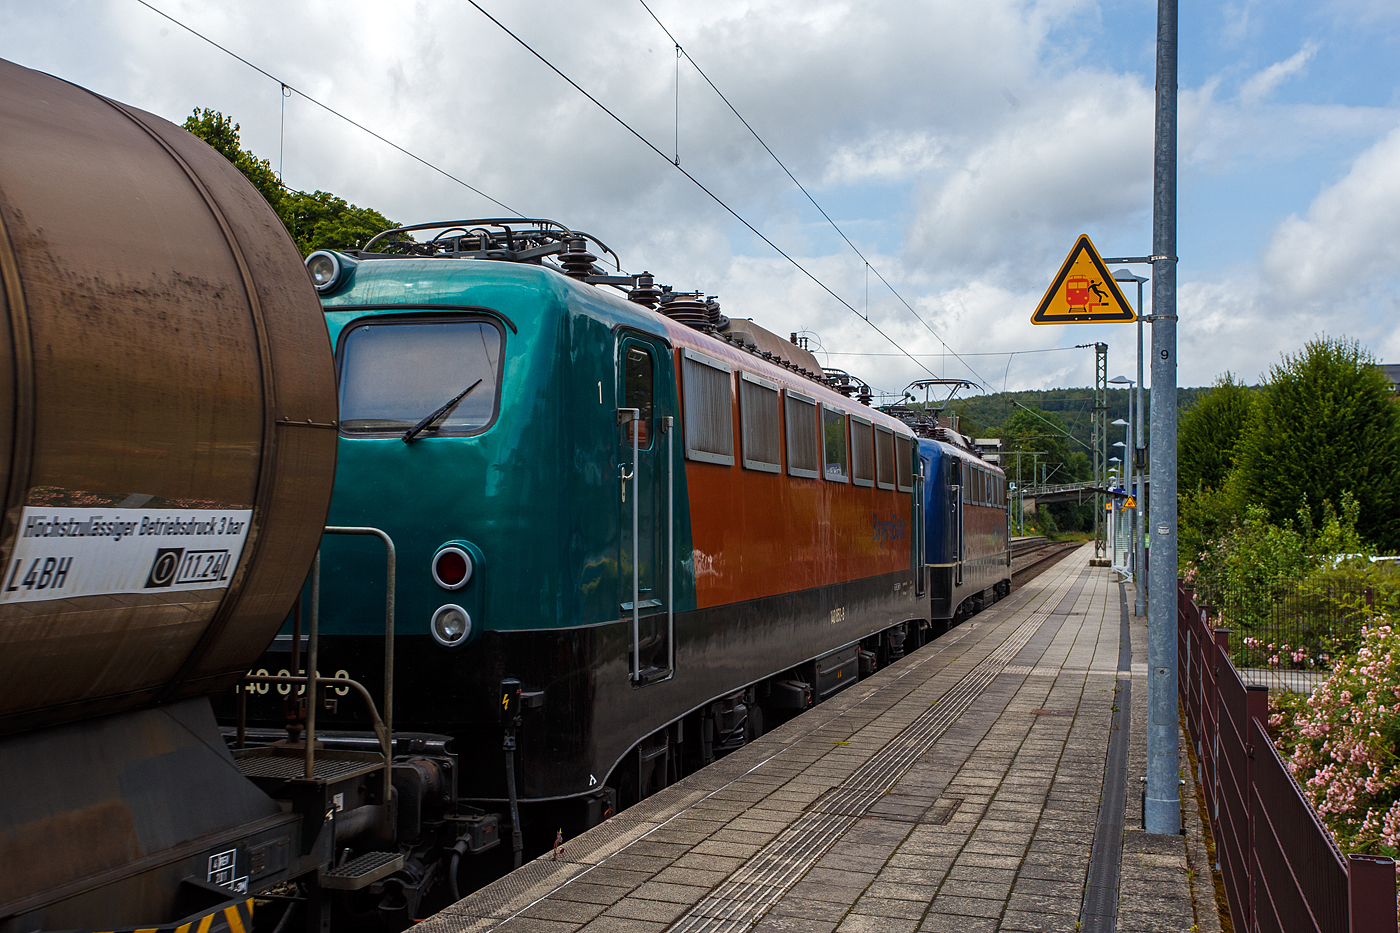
402;379;483;444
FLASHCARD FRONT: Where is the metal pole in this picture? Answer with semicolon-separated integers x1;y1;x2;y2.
305;549;320;780
632;419;640;680
1146;0;1180;836
1127;389;1134;577
1136;282;1147;617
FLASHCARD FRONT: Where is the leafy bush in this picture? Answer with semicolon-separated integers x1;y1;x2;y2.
1270;617;1400;855
1233;338;1400;553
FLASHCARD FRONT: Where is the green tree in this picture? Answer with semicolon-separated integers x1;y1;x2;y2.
1178;372;1253;492
279;189;398;255
182;109;398;256
182;109;285;209
997;406;1094;534
1234;337;1400;552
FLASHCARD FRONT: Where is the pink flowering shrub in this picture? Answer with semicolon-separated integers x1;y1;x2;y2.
1273;620;1400;855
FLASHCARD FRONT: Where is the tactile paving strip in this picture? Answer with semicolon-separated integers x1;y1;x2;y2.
668;566;1093;933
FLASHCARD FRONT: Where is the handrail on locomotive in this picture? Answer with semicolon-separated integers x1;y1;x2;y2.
235;525;398;805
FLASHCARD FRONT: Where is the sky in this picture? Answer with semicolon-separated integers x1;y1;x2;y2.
2;0;1397;403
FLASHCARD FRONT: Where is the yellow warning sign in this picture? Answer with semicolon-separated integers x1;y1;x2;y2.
1125;496;1137;509
1031;235;1137;324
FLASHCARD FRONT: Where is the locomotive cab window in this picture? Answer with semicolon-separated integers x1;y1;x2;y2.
681;348;734;466
740;372;781;473
339;318;503;436
785;390;820;479
623;345;653;450
822;404;849;483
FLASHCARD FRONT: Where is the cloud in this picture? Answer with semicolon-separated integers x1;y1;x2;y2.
2;0;1397;398
1238;41;1319;106
822;131;944;186
904;71;1153;284
1263;125;1400;301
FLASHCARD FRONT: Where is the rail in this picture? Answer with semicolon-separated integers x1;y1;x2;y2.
1177;582;1397;932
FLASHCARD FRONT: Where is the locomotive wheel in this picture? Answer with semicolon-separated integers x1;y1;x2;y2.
745;703;764;743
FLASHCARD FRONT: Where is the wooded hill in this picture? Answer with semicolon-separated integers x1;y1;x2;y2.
938;386;1216;451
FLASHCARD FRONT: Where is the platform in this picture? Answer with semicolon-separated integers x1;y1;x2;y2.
420;547;1206;933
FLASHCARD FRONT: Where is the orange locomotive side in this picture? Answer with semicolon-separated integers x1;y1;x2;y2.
661;322;914;610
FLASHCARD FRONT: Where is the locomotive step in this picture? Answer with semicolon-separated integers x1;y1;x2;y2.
232;746;386;784
320;851;406;891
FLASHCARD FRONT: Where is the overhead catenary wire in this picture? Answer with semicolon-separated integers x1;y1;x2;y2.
635;0;994;391
134;0;942;385
824;346;1083;358
133;0;522;215
464;0;943;383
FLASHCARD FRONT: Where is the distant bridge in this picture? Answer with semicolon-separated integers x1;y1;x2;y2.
1017;476;1149;505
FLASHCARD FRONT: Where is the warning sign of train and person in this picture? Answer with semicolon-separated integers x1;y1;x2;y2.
0;506;253;604
1031;235;1137;325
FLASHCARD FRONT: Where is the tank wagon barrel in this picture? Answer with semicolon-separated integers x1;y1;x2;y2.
0;58;338;930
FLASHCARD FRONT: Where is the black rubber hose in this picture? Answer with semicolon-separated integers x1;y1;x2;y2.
448;838;470;903
270;897;298;933
505;739;523;869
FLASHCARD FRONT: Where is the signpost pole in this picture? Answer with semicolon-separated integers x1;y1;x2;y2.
1145;0;1181;836
1136;284;1147;618
1094;344;1108;559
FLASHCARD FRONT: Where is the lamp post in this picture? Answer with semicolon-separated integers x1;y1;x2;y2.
1113;269;1150;618
1111;403;1136;584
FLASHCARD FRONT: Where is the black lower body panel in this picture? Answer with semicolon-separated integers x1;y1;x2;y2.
225;570;918;804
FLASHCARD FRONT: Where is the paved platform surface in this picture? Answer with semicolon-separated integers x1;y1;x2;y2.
422;548;1209;933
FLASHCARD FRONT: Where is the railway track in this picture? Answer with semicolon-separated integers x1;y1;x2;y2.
1010;540;1082;586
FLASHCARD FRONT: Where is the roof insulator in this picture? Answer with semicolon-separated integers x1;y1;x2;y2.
628;272;663;308
559;237;597;280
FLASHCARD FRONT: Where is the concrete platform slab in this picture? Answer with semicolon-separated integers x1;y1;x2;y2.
420;546;1204;933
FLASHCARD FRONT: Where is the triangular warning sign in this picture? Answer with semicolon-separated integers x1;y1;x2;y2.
1031;235;1137;325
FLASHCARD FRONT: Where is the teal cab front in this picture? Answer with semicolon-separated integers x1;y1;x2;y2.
285;224;697;815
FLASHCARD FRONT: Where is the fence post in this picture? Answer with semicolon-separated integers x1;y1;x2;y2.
1348;854;1398;933
1245;683;1269;932
1212;628;1229;827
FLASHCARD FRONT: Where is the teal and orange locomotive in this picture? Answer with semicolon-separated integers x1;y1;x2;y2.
231;219;1003;909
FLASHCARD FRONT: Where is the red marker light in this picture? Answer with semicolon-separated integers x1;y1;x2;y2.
432;546;472;590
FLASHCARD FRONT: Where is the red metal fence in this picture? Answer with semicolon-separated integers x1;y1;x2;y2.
1178;583;1398;933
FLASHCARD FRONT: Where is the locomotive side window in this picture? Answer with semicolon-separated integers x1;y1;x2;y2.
784;390;820;479
624;345;653;450
339;318;502;436
821;404;849;483
895;434;913;492
739;372;781;473
850;416;874;487
874;425;896;490
681;348;734;466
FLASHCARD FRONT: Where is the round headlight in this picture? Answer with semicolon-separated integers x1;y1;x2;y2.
431;604;472;647
306;251;341;292
432;546;473;590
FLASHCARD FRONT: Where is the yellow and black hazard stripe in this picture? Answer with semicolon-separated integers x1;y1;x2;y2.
88;896;253;933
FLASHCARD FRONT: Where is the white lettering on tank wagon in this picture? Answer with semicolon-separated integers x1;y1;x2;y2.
1;506;254;603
